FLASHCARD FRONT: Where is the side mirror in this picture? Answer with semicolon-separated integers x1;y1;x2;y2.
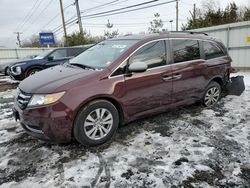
128;61;148;73
48;56;54;61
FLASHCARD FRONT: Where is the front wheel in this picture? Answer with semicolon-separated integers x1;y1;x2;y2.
73;100;119;146
203;81;221;107
5;67;10;75
26;68;42;78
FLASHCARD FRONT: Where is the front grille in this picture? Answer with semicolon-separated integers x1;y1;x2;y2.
16;88;32;109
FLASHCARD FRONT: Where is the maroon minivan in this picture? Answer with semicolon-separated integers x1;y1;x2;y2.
13;32;232;146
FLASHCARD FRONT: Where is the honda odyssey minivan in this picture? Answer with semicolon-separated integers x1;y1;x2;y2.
13;32;232;146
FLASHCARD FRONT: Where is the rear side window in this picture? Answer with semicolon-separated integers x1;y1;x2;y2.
130;41;166;69
172;39;200;63
203;41;225;60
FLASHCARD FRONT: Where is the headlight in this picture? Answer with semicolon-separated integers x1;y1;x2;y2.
15;66;22;74
11;66;22;75
28;91;65;107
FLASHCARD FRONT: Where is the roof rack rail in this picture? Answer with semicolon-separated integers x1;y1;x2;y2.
170;31;208;36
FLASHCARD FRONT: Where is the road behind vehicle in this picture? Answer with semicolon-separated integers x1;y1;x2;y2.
13;32;235;146
9;45;93;80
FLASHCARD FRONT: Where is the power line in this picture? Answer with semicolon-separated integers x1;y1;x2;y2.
84;0;177;19
53;0;177;33
40;3;74;30
22;0;54;33
16;0;42;31
82;0;130;13
52;0;130;33
52;1;125;33
53;0;170;33
82;0;160;17
82;0;119;13
53;0;159;32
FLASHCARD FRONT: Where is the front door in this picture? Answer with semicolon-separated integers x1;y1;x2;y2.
122;40;173;118
45;49;70;68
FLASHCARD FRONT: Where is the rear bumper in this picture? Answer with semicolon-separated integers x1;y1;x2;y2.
13;102;74;143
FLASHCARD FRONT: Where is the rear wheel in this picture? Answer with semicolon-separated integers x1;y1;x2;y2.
26;68;42;78
74;100;119;146
203;81;221;107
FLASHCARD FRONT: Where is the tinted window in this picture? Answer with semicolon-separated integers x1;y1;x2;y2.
130;41;166;69
203;41;225;60
67;48;86;57
172;39;200;63
50;49;67;60
111;62;127;77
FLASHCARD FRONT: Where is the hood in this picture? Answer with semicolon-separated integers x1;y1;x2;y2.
12;58;44;66
0;58;29;68
19;65;95;93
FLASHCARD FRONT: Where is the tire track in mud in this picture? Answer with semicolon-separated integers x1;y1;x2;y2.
91;153;111;188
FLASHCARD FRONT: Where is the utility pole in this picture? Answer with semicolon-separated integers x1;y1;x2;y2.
59;0;67;44
189;4;196;28
14;32;22;47
176;0;179;31
75;0;84;35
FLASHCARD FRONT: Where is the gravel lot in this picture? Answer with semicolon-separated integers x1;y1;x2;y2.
0;73;249;188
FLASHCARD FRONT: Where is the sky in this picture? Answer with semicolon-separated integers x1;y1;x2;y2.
0;0;249;48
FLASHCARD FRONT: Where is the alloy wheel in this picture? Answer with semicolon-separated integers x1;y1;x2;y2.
204;86;220;106
84;108;113;140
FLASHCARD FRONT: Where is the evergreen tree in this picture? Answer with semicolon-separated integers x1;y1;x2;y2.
182;1;248;30
148;13;164;33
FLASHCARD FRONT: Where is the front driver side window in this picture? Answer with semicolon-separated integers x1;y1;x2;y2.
130;41;166;69
50;49;67;60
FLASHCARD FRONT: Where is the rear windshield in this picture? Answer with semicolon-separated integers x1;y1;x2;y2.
70;39;138;69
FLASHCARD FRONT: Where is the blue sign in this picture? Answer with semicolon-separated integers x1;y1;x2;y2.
39;32;55;45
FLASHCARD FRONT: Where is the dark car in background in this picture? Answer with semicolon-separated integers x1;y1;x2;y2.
0;55;38;76
9;45;93;80
13;32;233;146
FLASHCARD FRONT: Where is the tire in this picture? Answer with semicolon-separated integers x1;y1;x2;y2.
203;81;221;107
73;100;119;146
5;67;10;75
26;68;42;78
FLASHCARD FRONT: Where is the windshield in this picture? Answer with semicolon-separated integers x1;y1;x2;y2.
34;50;53;59
69;39;138;69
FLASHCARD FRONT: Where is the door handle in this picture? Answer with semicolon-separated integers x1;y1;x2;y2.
172;73;182;79
162;75;173;81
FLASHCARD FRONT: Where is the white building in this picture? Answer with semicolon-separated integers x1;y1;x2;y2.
193;21;250;69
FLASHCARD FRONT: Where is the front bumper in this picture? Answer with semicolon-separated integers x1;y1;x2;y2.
9;73;24;81
13;102;74;143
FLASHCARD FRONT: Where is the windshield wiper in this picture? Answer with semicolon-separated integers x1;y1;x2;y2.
70;63;96;70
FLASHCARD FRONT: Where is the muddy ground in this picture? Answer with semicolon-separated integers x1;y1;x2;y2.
0;74;249;188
